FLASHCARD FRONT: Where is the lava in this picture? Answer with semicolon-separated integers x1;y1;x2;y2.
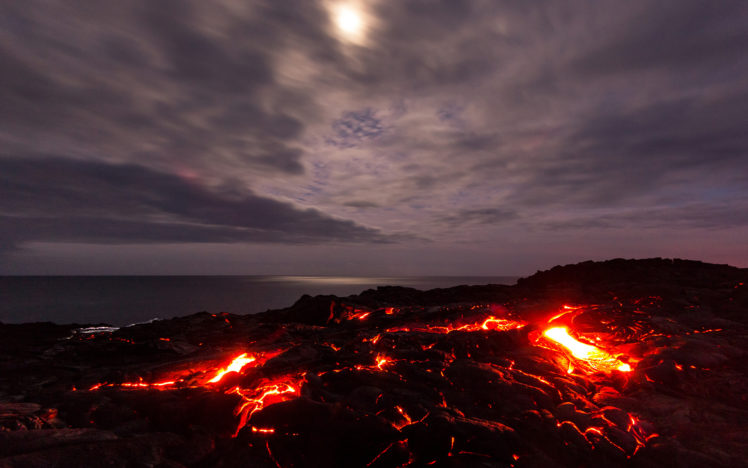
11;259;742;466
394;406;412;429
232;377;303;435
88;351;268;392
120;380;176;388
251;426;275;434
375;354;392;370
542;327;631;373
85;304;648;456
88;378;177;391
208;353;256;383
479;317;525;331
387;316;524;335
353;353;394;372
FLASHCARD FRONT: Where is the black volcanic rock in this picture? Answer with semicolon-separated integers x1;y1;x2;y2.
0;258;746;467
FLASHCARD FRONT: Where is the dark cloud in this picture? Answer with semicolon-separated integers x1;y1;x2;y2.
439;208;519;227
0;157;393;250
1;0;747;272
141;1;274;94
543;202;748;231
572;1;748;76
484;1;748;211
344;201;380;209
511;91;748;207
436;102;466;124
0;0;318;176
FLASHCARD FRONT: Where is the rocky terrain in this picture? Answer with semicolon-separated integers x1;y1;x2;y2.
0;258;746;467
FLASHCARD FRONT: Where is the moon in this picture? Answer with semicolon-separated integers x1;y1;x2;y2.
332;3;366;43
336;5;362;35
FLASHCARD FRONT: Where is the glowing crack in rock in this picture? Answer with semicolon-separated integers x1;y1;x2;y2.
386;316;525;335
232;378;302;436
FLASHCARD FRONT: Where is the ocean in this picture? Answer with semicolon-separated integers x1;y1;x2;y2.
0;276;518;326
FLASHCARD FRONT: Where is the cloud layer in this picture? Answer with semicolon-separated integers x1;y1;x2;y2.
1;0;747;272
0;157;393;250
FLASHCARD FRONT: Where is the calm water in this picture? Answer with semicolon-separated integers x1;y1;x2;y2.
0;276;517;325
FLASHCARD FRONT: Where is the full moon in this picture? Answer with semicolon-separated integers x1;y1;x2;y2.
333;4;364;42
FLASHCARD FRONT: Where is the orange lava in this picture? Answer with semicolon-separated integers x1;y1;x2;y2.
375;354;392;370
120;380;176;388
479;317;524;331
88;379;176;391
208;353;257;383
355;354;394;372
542;327;631;373
84;303;652;448
88;351;267;392
251;426;275;434
387;316;524;335
391;406;414;430
232;377;302;435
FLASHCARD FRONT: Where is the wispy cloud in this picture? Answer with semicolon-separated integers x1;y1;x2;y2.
0;157;395;250
1;0;747;271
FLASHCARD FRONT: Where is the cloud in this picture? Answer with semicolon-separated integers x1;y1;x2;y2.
344;200;380;209
439;208;519;227
508;90;748;208
0;0;747;272
571;1;748;76
542;202;748;231
0;0;324;179
327;109;384;148
0;157;395;250
142;1;273;94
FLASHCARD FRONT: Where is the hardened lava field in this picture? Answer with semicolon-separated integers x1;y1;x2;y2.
1;259;746;467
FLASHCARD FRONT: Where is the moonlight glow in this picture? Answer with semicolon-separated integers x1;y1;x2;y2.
333;3;365;42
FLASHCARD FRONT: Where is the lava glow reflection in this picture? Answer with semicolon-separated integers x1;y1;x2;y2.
543;327;631;373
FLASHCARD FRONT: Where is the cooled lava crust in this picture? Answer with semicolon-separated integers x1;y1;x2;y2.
1;258;746;467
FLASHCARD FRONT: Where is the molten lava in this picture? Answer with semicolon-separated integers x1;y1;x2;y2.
232;377;302;436
85;303;647;452
542;327;631;373
42;259;746;466
375;354;392;370
349;311;371;320
387;316;524;334
208;353;256;383
88;379;177;391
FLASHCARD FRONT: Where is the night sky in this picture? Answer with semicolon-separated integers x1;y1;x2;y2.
1;1;747;275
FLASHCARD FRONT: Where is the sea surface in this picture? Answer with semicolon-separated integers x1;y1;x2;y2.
0;276;518;326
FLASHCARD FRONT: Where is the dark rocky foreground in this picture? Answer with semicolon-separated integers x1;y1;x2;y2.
1;258;746;467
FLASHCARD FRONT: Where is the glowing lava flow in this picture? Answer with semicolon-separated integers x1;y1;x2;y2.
387;316;524;334
480;317;524;331
208;353;256;383
86;350;302;437
89;379;177;391
349;311;371;320
353;354;394;372
231;378;302;436
88;351;264;391
375;354;392;370
84;308;640;449
542;327;631;373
